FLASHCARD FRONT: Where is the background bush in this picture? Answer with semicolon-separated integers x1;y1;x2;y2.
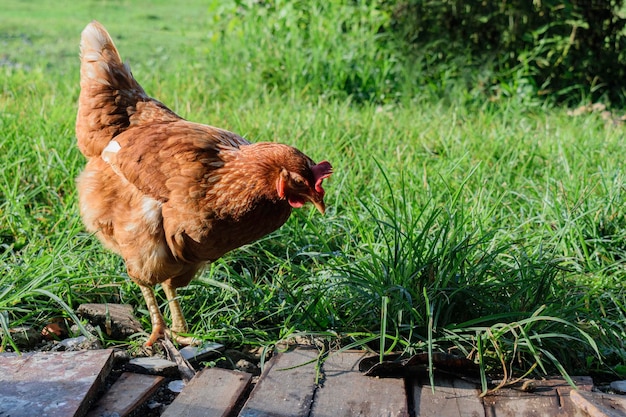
235;0;626;106
384;0;626;105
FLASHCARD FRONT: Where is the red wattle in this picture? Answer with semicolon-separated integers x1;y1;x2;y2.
288;197;305;208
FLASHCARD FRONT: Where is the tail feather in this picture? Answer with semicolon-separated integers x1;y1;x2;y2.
76;21;148;157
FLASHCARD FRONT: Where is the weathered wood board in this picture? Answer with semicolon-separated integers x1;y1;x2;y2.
410;376;484;417
239;348;408;417
238;347;320;417
161;367;252;417
311;351;408;417
570;389;626;417
0;349;114;417
86;372;164;417
1;344;612;417
482;376;593;417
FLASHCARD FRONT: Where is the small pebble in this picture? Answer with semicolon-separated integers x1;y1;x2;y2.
146;400;162;410
167;380;185;393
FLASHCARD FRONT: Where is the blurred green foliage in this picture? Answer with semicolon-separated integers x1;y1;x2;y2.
236;0;626;106
384;0;626;105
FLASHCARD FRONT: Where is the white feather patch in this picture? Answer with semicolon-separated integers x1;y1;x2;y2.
102;140;121;163
81;24;109;53
141;196;163;228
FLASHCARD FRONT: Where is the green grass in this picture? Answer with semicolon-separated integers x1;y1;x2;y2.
2;0;626;386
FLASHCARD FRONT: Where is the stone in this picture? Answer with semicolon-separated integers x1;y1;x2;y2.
70;322;98;337
179;342;224;363
167;380;186;393
57;335;103;351
77;303;143;340
610;380;626;394
112;348;131;365
127;357;179;377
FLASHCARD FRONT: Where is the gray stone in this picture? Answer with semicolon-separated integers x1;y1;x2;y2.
128;357;179;377
147;400;163;410
610;380;626;394
70;322;98;337
167;380;186;393
77;303;143;340
179;342;224;363
57;335;102;351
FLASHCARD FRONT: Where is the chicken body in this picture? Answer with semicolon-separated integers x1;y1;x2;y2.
76;21;332;346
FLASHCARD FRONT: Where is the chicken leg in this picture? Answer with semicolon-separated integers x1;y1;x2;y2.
139;284;197;346
161;282;189;335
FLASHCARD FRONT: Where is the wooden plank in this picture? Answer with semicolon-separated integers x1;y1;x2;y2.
162;367;252;417
239;347;320;417
86;372;164;417
482;377;592;417
570;390;626;417
411;376;485;417
483;388;557;417
310;351;408;417
554;376;595;417
0;349;113;417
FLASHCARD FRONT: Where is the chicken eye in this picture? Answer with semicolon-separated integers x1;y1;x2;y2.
290;174;308;189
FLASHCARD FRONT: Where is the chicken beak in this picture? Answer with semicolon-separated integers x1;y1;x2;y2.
313;200;326;215
310;194;326;215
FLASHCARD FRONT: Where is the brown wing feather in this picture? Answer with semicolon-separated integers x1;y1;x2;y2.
106;120;249;203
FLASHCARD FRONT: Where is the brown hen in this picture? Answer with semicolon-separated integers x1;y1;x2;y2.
76;21;332;346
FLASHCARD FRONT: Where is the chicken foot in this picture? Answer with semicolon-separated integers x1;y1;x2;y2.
139;284;198;346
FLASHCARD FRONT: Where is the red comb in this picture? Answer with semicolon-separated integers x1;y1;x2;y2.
312;161;332;194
